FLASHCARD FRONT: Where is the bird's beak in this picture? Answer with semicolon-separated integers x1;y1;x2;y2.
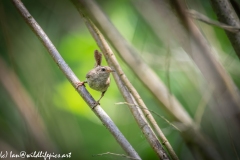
107;68;115;73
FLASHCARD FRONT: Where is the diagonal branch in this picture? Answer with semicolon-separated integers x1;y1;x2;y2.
11;0;141;159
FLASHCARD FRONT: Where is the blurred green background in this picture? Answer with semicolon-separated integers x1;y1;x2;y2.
1;0;240;160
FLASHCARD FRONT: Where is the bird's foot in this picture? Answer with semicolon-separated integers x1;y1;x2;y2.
75;81;86;89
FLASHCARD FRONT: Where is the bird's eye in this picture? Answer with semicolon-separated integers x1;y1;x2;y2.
101;68;106;71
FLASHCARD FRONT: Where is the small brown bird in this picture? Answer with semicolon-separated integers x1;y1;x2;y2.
77;50;115;105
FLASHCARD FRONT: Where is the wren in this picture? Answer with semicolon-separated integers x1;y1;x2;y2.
77;50;114;105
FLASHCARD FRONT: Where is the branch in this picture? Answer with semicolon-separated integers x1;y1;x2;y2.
210;0;240;59
11;0;140;159
187;9;240;33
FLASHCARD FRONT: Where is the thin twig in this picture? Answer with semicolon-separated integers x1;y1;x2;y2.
187;9;240;33
92;152;141;160
12;0;140;159
115;102;181;132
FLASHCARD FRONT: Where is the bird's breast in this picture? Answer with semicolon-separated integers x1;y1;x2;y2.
87;75;110;92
